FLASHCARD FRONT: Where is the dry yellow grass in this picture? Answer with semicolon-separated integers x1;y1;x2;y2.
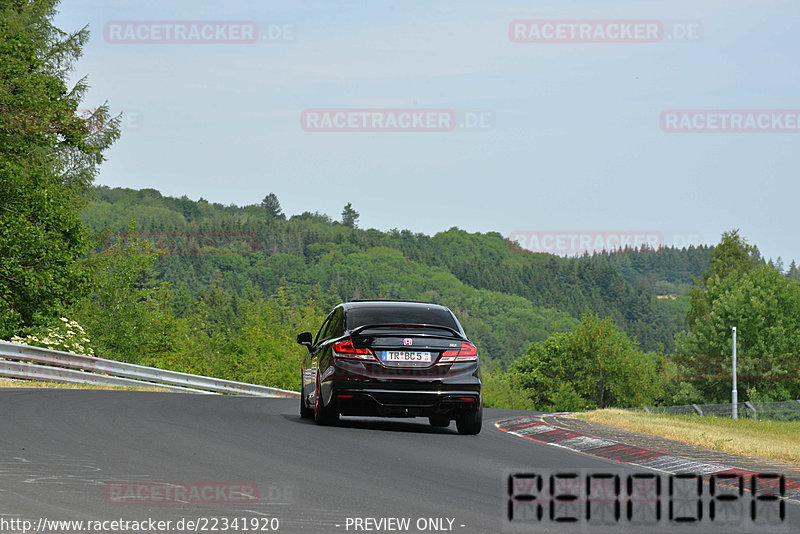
0;378;171;392
577;408;800;465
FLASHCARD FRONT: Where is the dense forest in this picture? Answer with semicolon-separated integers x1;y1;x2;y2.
80;186;712;361
74;188;800;407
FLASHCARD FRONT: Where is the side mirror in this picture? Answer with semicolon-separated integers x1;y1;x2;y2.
296;332;313;348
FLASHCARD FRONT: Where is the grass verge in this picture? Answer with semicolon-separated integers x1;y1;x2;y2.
0;378;172;392
576;408;800;465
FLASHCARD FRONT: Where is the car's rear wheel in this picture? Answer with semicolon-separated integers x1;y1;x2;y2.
314;375;339;426
300;388;314;419
428;415;450;427
455;404;482;435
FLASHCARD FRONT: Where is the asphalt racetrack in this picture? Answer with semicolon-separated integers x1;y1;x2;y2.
1;389;796;533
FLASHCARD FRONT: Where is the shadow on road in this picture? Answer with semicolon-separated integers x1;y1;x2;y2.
284;414;460;434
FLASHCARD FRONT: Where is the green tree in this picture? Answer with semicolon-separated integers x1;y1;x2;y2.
675;264;800;401
0;0;119;336
260;193;285;220
481;362;535;410
341;202;359;228
685;230;759;330
674;230;800;401
788;260;799;281
700;230;758;285
70;228;174;363
220;285;325;390
510;314;662;410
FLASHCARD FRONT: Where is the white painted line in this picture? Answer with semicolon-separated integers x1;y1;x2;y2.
637;456;727;475
512;425;557;436
555;436;618;451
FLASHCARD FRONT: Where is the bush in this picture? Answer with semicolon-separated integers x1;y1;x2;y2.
510;314;663;411
8;317;96;356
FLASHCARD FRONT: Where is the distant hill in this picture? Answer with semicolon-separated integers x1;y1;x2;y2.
81;186;708;361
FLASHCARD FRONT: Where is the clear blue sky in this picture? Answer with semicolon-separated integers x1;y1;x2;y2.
56;0;800;263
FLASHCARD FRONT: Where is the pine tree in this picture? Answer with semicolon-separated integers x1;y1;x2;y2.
341;202;359;228
788;260;800;280
260;193;285;220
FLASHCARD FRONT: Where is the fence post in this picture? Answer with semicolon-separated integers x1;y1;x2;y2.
692;404;704;416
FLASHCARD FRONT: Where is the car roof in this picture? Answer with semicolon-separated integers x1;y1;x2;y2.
341;300;450;311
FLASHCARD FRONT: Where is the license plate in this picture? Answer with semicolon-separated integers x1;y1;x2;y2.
381;351;432;363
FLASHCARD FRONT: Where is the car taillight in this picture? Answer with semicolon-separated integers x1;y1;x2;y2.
439;342;478;363
333;339;376;360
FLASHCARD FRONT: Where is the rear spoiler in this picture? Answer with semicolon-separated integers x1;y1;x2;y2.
349;323;462;338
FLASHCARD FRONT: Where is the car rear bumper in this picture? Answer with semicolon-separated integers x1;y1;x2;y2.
327;379;482;418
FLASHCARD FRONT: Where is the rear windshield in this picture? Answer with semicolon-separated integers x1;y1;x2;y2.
346;306;459;332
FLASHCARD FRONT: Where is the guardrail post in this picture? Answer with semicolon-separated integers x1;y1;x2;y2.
692;404;704;416
744;401;757;421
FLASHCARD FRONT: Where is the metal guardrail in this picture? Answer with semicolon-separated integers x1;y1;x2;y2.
0;360;213;394
631;400;800;421
0;341;299;398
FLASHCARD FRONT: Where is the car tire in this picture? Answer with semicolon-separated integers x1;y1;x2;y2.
314;376;339;426
456;404;482;435
300;390;314;419
428;415;450;427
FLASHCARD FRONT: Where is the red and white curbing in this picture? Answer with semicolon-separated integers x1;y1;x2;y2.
495;415;800;502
